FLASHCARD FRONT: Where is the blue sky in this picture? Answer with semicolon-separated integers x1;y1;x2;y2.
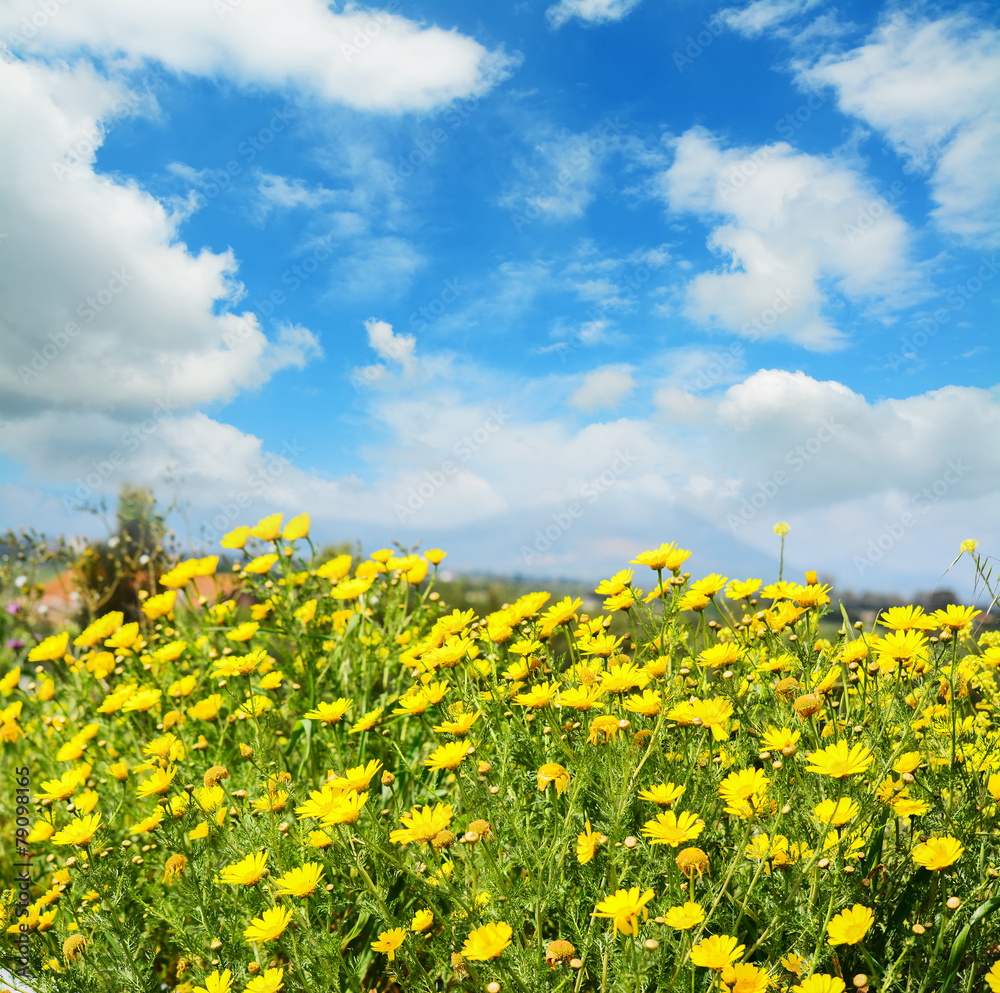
1;0;997;599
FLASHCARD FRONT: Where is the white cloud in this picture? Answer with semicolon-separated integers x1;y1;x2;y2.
569;366;636;411
797;13;1000;246
365;318;417;373
658;126;915;350
0;57;322;427
719;0;821;37
2;0;515;114
546;0;642;30
501;125;623;221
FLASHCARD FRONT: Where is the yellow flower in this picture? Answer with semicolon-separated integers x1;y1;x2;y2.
697;643;740;668
219;851;268;885
411;909;434;932
537;762;570;795
244;554;279;575
576;819;607;864
433;709;482;735
514;680;560;709
642;810;705;847
192;968;234;993
74;611;124;647
226;621;259;643
121;688;162;713
329;759;382;792
51;813;101;847
0;667;21;695
793;978;846;993
37;768;85;802
718;768;770;814
826;904;874;945
188;695;224;721
461;921;513;960
811;798;859;826
243;906;292;943
249;512;283;541
371;927;406;961
773;522;789;535
587;714;622;743
349;707;384;733
892;798;931;818
162;854;188;886
390;804;453;845
805;740;874;778
220;526;250;549
136;765;176;799
631;542;691;573
329;576;374;599
425;549;447;564
424;740;471;771
142;590;177;620
663;901;705;930
132;802;167;831
690;934;745;970
303;699;351;724
593;888;655;936
244;967;284;993
282;512;310;540
912;836;963;870
932;604;981;630
722;962;770;993
28;631;70;662
275;862;325;897
761;726;800;751
638;782;684;805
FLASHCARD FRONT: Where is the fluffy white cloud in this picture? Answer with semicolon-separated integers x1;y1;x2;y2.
2;0;514;113
658;126;914;350
569;366;636;412
798;13;1000;246
0;57;322;425
546;0;642;29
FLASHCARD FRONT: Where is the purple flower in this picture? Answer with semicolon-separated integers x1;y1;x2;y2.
5;601;21;615
6;638;24;651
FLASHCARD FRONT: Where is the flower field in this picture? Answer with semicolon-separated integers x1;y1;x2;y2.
1;514;998;993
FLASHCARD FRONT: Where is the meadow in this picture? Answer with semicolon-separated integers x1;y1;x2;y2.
1;512;998;993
